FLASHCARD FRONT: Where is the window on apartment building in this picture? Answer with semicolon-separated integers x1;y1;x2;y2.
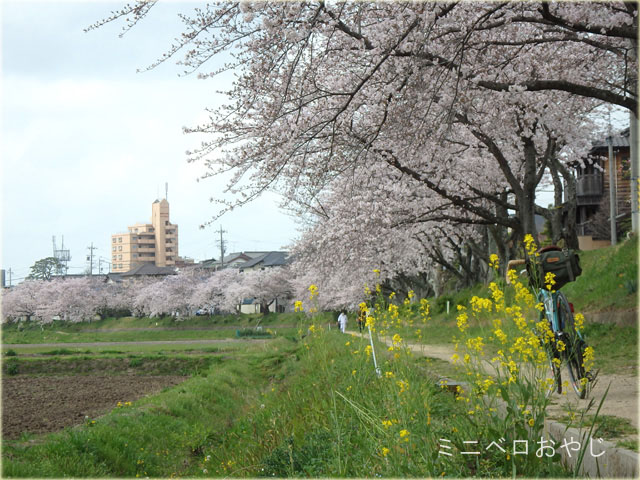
133;245;137;249
112;255;116;261
118;237;122;242
165;221;169;225
119;255;122;260
133;253;138;258
112;238;116;243
112;246;116;252
118;246;122;251
134;228;138;232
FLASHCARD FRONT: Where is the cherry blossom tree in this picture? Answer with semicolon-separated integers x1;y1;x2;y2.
2;280;43;322
190;268;242;313
91;2;633;247
237;267;293;314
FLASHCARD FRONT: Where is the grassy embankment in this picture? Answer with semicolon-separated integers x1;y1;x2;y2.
394;236;638;375
3;329;571;478
1;312;307;347
1;238;636;474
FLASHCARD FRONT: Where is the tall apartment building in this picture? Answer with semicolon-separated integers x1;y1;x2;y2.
111;199;179;273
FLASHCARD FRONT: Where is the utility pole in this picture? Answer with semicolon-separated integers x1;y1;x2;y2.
8;268;12;287
630;111;638;233
607;134;617;246
216;226;227;269
86;243;97;276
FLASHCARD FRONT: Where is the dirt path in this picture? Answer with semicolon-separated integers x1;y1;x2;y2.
4;338;269;350
353;331;639;430
77;324;298;333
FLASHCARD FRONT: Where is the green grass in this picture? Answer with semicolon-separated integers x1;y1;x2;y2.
2;330;571;477
562;235;638;312
1;312;324;345
1;326;304;345
616;438;639;451
554;413;638;442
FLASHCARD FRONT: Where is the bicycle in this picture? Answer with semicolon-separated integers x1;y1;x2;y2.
508;251;596;399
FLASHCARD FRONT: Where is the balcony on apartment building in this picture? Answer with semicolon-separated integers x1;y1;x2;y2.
134;235;156;244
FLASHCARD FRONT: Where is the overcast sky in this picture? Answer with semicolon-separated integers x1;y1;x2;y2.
1;1;301;283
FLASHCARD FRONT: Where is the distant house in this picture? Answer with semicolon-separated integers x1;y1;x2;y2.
200;252;252;271
112;263;177;281
200;251;290;271
238;297;287;314
572;128;631;250
238;251;290;272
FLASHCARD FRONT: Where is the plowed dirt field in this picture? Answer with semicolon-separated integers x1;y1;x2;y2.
2;375;187;440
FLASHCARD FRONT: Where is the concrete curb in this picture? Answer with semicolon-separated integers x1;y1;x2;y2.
545;420;639;478
357;331;639;478
440;379;640;478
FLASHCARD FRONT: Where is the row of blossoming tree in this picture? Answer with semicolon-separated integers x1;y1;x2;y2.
1;267;297;324
84;1;636;299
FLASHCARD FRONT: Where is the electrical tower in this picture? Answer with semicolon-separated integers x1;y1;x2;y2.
52;235;71;275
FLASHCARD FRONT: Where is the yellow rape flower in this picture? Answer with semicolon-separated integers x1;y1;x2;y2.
524;234;538;257
381;447;390;457
396;380;409;394
489;253;499;269
294;300;304;312
545;272;557;291
456;311;469;332
582;345;595;371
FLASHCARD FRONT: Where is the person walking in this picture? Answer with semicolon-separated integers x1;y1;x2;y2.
337;311;348;333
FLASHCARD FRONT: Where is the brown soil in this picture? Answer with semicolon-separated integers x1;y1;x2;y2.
2;375;187;440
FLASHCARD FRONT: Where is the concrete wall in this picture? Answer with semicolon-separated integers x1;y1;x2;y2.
578;235;611;251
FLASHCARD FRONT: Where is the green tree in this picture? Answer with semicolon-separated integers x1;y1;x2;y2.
28;257;63;281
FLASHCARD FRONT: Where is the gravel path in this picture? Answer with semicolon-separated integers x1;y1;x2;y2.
4;338;269;349
353;331;639;429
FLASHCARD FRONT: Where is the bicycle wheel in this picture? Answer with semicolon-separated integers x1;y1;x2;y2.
535;312;562;397
544;340;562;397
557;293;589;399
